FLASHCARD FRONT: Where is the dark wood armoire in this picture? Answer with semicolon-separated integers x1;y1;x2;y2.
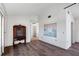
13;25;26;45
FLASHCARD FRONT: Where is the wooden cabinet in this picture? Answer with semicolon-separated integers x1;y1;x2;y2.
13;25;26;45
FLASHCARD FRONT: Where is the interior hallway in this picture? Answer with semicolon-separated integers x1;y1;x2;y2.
3;40;79;56
1;3;79;56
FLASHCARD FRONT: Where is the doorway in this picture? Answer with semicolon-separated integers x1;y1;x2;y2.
71;22;75;44
31;23;39;40
33;26;37;37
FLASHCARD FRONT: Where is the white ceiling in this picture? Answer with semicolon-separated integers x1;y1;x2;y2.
4;3;71;16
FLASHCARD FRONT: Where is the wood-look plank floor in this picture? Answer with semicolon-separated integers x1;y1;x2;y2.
3;40;79;56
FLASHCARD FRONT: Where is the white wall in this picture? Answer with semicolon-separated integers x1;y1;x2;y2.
75;19;79;42
65;10;72;49
71;12;79;43
0;3;7;55
39;8;69;49
5;16;37;47
65;9;76;49
39;7;77;49
66;4;79;43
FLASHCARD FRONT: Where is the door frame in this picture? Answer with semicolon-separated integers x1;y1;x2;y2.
0;11;5;55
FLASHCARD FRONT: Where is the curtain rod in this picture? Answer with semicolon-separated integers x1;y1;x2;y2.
64;3;77;9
